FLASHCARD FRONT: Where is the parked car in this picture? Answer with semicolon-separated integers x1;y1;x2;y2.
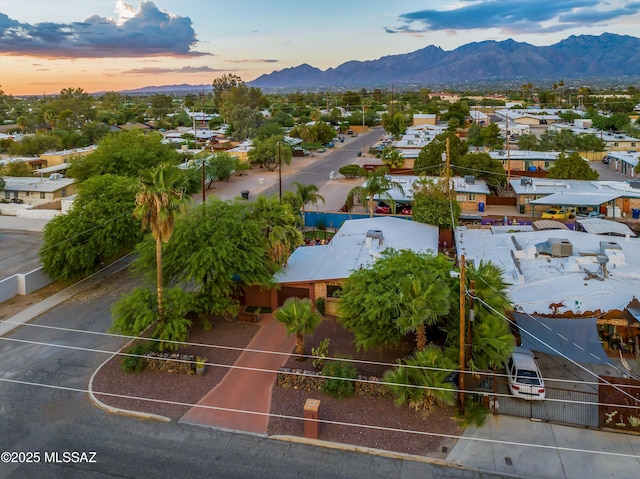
505;347;545;400
541;208;575;219
577;210;605;219
375;202;391;214
602;156;610;164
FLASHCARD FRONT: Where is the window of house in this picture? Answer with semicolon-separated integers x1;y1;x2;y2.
326;285;342;298
614;142;619;147
468;194;476;201
61;188;66;196
632;142;636;147
544;161;550;168
40;192;46;199
4;191;10;199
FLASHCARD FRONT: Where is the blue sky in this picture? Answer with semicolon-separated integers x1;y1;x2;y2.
1;0;639;95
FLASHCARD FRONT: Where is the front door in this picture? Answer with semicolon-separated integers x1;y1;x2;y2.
623;197;630;215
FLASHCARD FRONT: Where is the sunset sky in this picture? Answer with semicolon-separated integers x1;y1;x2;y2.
1;0;639;96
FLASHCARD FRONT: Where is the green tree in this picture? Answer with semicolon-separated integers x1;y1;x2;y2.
133;198;278;316
133;163;192;324
517;134;539;151
381;148;405;169
248;135;292;171
212;74;243;108
455;152;507;190
383;345;457;413
67;130;181;181
292;182;325;227
414;131;468;175
250;195;303;265
348;167;404;218
395;274;451;351
0;161;32;177
274;297;322;358
547;152;598;180
338;250;456;351
110;286;197;351
203;152;239;187
39;175;142;280
411;178;461;230
381;112;406;137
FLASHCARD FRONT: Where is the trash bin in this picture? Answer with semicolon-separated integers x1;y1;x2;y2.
632;208;640;219
241;190;249;200
478;202;485;212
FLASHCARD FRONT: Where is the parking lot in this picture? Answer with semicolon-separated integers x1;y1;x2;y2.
0;229;43;280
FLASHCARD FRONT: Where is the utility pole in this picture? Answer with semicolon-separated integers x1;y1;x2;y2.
446;136;451;196
467;280;475;364
458;255;466;412
506;114;511;184
202;158;206;205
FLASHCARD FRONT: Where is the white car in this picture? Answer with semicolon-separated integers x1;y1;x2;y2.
506;347;545;400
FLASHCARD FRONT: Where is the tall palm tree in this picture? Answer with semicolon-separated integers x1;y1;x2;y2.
274;297;322;359
250;195;303;265
348;167;404;217
133;163;191;324
292;182;325;228
396;275;450;351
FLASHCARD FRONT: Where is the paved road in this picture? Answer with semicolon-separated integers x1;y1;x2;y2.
590;158;631;181
0;268;495;479
260;128;386;198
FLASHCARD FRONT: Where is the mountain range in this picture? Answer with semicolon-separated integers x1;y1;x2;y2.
120;33;640;94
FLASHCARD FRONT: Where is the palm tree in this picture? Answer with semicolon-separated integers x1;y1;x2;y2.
348;167;404;217
133;163;191;324
292;182;325;228
274;297;322;359
466;260;515;371
250;195;303;265
383;345;457;414
396;275;450;351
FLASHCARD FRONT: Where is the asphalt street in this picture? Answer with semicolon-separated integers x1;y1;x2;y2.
0;268;484;479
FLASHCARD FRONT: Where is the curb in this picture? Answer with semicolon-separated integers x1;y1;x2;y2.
87;338;171;423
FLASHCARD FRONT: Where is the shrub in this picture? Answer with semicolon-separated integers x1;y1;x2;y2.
120;342;158;373
311;338;330;370
338;164;364;178
321;360;357;398
315;297;325;315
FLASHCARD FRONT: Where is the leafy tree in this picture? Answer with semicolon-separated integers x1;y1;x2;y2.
383;345;457;413
248;135;292;171
212;74;243;108
0;161;32;177
348;167;404;218
133;163;192;325
225;105;265;140
547;152;598;180
39;175;142;280
67;130;181;181
132;198;278;316
8;131;61;156
454;152;507;189
292;182;325;227
338;250;455;351
381;148;405;169
249;195;303;265
0;175;4;191
414;131;468;175
411;178;461;230
517;134;539;150
110;286;197;350
274;297;322;359
381;112;406;137
204;152;238;187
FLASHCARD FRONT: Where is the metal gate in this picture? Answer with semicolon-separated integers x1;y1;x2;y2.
490;378;599;428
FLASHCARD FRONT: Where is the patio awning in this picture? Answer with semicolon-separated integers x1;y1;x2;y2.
529;192;621;206
512;312;612;365
576;218;637;237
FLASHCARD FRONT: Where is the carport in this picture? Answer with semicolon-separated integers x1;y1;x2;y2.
529;192;622;218
511;312;613;366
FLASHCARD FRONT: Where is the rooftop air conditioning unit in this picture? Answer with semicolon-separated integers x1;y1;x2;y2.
520;177;533;186
548;237;573;257
465;175;476;184
49;173;62;180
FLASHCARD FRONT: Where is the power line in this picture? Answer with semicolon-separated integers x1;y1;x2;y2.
1;376;639;461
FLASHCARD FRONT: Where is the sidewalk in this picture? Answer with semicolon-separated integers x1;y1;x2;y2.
447;415;640;479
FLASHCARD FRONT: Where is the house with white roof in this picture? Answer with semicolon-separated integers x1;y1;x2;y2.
489;150;562;173
510;178;640;218
603;151;639;179
251;217;439;313
454;226;640;357
549;122;639;153
1;175;77;207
